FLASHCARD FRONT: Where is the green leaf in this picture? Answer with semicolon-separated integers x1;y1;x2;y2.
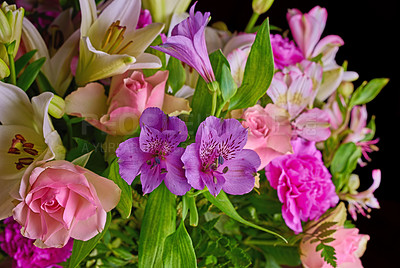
66;137;95;162
189;50;230;132
320;244;337;267
349;78;389;107
330;142;362;176
167;56;186;94
220;63;237;102
226;247;252;268
15;49;37;76
362;115;376;141
138;183;176;267
259;245;301;266
330;142;362;190
228;18;274;110
163;221;197;268
314;221;338;234
36;71;56;94
71;151;93;167
68;212;112;268
105;159;132;219
203;191;287;242
17;57;46;91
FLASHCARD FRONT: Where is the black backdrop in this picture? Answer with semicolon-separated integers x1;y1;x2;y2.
193;0;400;266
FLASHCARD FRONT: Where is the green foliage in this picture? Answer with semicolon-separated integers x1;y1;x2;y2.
138;183;176;267
17;57;46;91
105;159;133;219
203;190;287;242
228;18;274;110
330;142;362;191
163;221;197;268
166;56;186;94
68;212;112;268
349;78;389;108
303;221;338;268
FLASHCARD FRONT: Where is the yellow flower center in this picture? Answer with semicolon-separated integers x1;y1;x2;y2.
101;20;133;54
8;134;39;170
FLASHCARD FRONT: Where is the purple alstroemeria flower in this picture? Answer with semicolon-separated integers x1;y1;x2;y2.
116;107;191;195
181;116;261;196
152;2;216;83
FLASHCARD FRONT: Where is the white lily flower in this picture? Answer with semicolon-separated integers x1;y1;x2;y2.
75;0;164;86
21;15;80;96
0;81;65;220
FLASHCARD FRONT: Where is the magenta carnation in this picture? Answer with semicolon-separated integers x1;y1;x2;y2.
0;217;73;268
265;138;338;233
270;34;304;70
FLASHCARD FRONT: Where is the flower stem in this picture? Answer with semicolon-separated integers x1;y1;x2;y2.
5;43;16;85
63;114;73;149
211;90;218;116
245;12;260;33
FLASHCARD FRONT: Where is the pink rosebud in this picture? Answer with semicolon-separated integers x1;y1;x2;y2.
242;104;293;170
65;71;168;136
13;160;121;248
301;226;369;268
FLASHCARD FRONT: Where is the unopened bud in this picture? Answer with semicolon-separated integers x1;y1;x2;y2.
338;81;354;98
252;0;274;15
48;95;65;119
0;57;10;79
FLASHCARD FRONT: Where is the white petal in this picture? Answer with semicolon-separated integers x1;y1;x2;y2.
79;0;97;37
128;52;162;70
0;81;34;127
31;92;54;138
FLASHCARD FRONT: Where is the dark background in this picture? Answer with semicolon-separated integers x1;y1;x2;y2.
194;0;400;266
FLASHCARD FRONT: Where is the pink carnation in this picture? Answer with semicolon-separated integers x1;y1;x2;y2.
0;217;72;268
270;34;304;70
301;227;369;268
265;138;338;233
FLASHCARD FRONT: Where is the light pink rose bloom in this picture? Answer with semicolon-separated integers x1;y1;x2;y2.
242;104;292;170
13;160;121;248
65;70;190;136
301;227;369;268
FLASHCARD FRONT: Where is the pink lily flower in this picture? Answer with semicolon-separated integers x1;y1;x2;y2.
267;60;322;120
341;170;381;221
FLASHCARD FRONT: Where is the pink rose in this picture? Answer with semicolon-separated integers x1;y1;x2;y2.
13;160;121;248
65;70;190;136
301;227;369;268
265;138;338;233
242;104;292;170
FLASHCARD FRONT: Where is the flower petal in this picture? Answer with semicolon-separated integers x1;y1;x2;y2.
164;148;191;195
116;137;152;185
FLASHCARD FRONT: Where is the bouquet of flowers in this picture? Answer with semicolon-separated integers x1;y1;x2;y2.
0;0;388;267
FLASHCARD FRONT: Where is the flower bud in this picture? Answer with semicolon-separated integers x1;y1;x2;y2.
338;81;354;98
142;0;191;28
0;2;24;45
48;95;65;119
252;0;274;15
0;57;9;79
